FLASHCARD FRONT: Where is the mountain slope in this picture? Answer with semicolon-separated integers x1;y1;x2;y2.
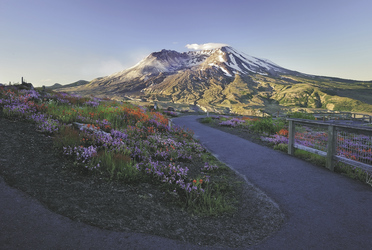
58;46;372;114
47;80;89;90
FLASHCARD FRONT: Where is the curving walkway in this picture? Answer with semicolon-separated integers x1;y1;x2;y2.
0;174;208;250
172;115;372;250
1;115;371;249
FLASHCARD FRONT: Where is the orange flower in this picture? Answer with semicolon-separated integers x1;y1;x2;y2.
199;179;203;184
277;129;289;137
193;179;197;184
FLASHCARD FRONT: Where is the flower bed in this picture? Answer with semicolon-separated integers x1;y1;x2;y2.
0;86;236;215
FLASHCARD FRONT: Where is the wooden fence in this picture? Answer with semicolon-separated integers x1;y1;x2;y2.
274;111;372;123
311;111;372;123
287;118;372;172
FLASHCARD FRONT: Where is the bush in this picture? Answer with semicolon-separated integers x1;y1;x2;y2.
201;117;213;123
249;117;285;134
287;111;315;120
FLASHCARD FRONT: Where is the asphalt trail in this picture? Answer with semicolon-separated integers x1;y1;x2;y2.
1;115;371;249
173;115;372;250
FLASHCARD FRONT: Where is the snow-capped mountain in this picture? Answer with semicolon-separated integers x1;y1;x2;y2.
58;45;308;112
198;46;292;77
59;46;372;115
89;46;295;88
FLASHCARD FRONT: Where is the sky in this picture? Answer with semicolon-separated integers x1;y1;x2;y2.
1;0;372;87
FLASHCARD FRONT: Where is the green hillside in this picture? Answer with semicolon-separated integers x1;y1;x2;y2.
58;73;372;115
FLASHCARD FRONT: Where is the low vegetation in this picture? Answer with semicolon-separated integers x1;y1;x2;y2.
57;71;372;117
0;85;240;216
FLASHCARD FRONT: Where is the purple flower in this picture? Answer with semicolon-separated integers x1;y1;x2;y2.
37;118;59;134
261;135;288;145
84;100;100;107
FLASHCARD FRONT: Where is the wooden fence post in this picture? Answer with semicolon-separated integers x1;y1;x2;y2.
288;120;295;155
326;125;337;171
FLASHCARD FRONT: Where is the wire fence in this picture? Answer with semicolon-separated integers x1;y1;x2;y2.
294;124;328;152
337;131;372;165
288;118;372;172
294;124;372;166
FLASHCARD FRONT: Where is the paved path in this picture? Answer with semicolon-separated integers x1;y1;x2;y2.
173;115;372;250
1;115;371;249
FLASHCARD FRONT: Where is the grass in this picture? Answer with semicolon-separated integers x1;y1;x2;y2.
92;149;139;182
274;143;372;186
274;144;327;166
335;163;372;184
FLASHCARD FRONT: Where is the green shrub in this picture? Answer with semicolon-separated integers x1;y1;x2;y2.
249;117;285;134
201;117;213;124
287;111;315;120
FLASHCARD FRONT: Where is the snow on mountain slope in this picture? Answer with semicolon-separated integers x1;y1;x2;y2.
219;46;289;76
88;46;296;88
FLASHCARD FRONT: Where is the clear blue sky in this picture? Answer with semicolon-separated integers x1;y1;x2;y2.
1;0;371;87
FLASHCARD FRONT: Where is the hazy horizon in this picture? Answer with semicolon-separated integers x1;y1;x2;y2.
1;0;372;87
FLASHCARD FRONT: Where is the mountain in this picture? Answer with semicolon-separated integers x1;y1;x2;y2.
58;46;372;115
47;83;63;89
85;46;300;88
48;80;89;90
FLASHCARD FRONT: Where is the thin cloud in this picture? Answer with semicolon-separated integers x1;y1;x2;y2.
185;43;229;50
99;59;126;76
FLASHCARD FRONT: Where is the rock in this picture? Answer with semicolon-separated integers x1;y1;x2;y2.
72;122;111;136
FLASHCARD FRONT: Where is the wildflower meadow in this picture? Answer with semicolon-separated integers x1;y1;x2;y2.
0;85;238;215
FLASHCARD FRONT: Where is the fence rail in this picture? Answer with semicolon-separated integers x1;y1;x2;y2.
275;111;372;123
311;111;371;123
287;118;372;172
